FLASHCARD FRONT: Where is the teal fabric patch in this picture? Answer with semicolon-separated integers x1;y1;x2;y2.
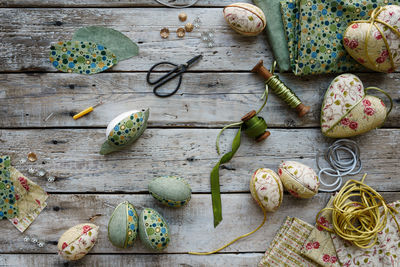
0;156;18;220
72;26;139;61
49;41;117;74
281;0;399;75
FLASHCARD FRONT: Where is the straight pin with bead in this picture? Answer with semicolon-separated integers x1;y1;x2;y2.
73;101;103;120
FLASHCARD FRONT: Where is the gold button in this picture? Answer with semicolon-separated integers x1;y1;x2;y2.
160;28;170;39
177;28;185;38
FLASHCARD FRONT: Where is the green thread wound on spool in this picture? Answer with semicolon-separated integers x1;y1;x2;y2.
243;116;268;138
266;75;301;109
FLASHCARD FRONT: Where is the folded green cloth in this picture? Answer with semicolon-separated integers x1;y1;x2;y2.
253;0;291;71
280;0;399;75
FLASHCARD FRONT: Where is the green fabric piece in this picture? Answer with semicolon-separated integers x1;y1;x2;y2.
0;156;18;219
49;41;117;74
108;202;128;248
253;0;291;71
211;127;241;227
72;26;139;61
280;0;399;75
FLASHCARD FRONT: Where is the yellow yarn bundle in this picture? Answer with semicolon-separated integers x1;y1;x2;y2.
316;174;400;249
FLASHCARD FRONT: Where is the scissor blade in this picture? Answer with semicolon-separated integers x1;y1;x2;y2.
186;55;203;67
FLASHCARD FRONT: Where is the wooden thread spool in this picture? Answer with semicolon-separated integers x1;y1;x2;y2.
252;60;310;117
241;110;270;142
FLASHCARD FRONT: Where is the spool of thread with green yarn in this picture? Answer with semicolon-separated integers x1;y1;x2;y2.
211;86;271;228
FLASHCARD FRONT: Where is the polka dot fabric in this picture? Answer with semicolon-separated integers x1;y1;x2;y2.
0;156;18;220
280;0;398;75
139;208;170;251
49;41;117;74
126;204;138;247
108;110;147;147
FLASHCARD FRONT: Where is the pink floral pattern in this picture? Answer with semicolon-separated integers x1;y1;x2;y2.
343;5;400;72
250;168;283;212
322;74;388;138
278;161;319;199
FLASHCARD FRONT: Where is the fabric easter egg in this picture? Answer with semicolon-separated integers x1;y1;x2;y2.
148;176;191;208
108;201;138;248
100;109;149;155
139;208;170;251
343;5;400;73
321;74;391;138
57;223;99;261
49;41;117;74
278;161;319;198
249;168;283;212
223;3;266;36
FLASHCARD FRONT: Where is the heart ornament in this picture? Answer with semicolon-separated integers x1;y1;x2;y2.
343;5;400;73
321;74;392;138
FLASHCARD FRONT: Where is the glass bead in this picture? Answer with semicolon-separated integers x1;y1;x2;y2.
37;240;45;248
23;236;30;242
207;41;215;48
193;17;202;28
30;235;38;244
47;176;56;183
28;167;36;175
37;169;46;177
201;32;210;41
19;158;27;164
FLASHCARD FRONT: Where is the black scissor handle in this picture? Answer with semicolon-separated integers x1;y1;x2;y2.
147;61;186;97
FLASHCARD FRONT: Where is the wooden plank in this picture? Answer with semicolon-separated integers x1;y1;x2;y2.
1;73;399;128
0;0;251;8
1;128;399;192
0;193;399;254
0;253;263;267
0;8;271;72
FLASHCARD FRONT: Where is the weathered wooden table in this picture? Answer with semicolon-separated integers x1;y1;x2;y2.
0;0;399;266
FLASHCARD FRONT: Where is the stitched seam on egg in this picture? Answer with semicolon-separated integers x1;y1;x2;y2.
150;190;181;205
281;168;315;194
224;5;265;28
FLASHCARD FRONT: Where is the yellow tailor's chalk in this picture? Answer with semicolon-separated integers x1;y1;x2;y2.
73;102;103;120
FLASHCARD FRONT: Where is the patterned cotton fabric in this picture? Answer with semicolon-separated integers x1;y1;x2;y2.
259;217;318;266
280;0;399;75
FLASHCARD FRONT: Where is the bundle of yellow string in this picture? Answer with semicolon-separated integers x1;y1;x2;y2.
317;173;400;249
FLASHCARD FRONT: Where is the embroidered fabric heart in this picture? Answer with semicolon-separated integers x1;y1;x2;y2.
343;5;400;73
321;74;392;138
0;156;18;219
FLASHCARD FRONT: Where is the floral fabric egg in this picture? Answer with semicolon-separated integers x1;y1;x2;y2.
108;201;138;248
100;109;149;155
139;208;170;251
321;74;390;138
278;161;319;199
249;168;283;212
343;5;400;73
57;223;99;261
223;3;266;36
148;176;191;208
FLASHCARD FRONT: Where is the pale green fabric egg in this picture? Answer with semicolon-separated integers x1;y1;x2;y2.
148;176;191;207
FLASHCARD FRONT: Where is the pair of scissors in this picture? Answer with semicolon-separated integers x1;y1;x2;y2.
146;55;202;97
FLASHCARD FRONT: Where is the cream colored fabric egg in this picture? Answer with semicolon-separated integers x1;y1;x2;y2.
57;223;99;261
223;3;266;36
278;161;319;198
250;168;283;212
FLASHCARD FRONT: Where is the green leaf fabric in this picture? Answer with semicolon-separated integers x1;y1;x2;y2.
211;127;242;228
49;41;117;74
280;0;399;75
72;26;139;61
253;0;291;72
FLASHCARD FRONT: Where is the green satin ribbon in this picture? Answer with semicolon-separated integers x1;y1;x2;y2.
211;87;269;227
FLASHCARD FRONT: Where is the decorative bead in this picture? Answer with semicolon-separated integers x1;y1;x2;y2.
176;28;185;38
27;152;37;162
47;176;56;183
19;158;27;164
207;41;215;48
193;17;202;28
28;167;36;175
185;23;194;32
37;169;46;177
160;28;170;39
30;235;38;244
178;12;187;22
23;236;31;242
37;240;45;248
